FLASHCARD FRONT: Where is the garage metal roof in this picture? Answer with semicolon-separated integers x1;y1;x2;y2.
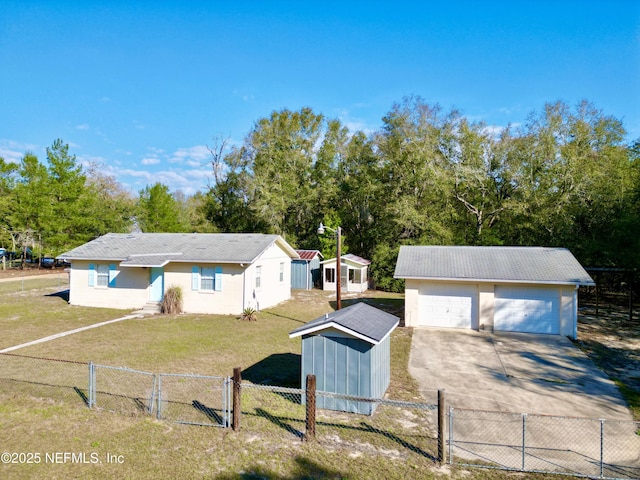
58;233;299;266
394;246;595;286
289;302;399;345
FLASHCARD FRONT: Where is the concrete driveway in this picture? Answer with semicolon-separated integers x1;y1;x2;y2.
409;328;633;420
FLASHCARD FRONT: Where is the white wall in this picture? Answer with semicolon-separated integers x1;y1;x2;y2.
246;243;292;311
68;260;148;309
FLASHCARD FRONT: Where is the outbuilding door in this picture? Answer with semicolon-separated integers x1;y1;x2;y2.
418;283;478;329
494;286;560;334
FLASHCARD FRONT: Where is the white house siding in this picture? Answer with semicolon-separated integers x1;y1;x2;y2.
245;243;292;311
403;279;421;327
68;260;149;309
166;263;246;315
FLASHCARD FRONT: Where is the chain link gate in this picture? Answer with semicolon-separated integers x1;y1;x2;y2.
156;373;231;427
90;363;156;416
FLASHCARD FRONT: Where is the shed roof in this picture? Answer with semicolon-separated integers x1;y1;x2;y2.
394;246;594;286
294;250;323;261
58;233;299;266
289;302;399;345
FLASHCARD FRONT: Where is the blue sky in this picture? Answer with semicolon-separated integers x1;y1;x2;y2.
1;1;639;195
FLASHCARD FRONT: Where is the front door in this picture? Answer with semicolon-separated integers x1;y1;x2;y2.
149;267;164;302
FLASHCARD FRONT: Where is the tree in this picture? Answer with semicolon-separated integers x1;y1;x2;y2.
9;152;50;246
246;107;324;243
45;139;88;251
375;96;457;245
80;162;136;237
137;183;190;232
335;131;382;258
0;157;19;247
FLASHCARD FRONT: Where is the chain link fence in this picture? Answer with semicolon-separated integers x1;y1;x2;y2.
0;353;88;406
315;392;439;463
3;352;639;479
449;407;640;479
239;383;306;438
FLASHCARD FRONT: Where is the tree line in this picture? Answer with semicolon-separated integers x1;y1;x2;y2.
1;97;638;290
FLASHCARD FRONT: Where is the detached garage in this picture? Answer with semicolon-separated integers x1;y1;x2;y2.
394;246;595;339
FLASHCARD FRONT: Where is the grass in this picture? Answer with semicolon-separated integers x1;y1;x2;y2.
0;276;125;350
0;280;617;479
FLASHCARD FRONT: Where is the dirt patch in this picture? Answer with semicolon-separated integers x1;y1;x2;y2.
576;302;640;396
0;267;68;280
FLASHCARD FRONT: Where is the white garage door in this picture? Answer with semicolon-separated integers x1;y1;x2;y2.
494;286;560;334
419;284;478;329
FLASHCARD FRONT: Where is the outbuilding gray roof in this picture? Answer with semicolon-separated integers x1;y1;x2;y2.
289;302;399;345
394;246;595;286
58;233;299;266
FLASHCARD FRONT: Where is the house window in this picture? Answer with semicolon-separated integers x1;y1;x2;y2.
353;269;362;284
325;267;335;283
256;266;261;289
191;266;222;292
279;262;284;283
96;264;109;287
200;267;215;291
89;263;116;288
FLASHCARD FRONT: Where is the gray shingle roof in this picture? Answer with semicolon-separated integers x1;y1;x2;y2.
289;302;399;345
394;246;595;286
58;233;298;265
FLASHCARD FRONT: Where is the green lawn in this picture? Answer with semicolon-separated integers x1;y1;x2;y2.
0;280;575;479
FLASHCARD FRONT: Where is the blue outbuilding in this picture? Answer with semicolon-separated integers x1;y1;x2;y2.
291;250;323;290
289;302;399;415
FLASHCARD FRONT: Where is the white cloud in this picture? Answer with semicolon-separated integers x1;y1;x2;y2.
169;145;210;165
141;157;161;166
76;124;90;131
335;108;375;136
0;140;40;163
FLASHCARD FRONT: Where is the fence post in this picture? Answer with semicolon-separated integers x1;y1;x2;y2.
226;376;232;428
305;374;316;441
448;406;454;464
232;367;242;431
522;413;527;471
438;389;445;464
600;418;605;478
88;362;93;408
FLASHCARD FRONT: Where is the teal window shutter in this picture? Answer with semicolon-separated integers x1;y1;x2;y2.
191;266;200;291
214;266;222;291
88;263;95;287
108;264;117;287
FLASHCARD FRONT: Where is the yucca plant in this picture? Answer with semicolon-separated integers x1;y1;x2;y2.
241;306;257;321
161;285;183;314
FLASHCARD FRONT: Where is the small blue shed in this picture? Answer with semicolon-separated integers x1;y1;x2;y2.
289;302;399;415
291;250;323;290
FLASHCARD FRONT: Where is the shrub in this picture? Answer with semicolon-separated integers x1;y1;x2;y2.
241;306;257;321
161;285;183;314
